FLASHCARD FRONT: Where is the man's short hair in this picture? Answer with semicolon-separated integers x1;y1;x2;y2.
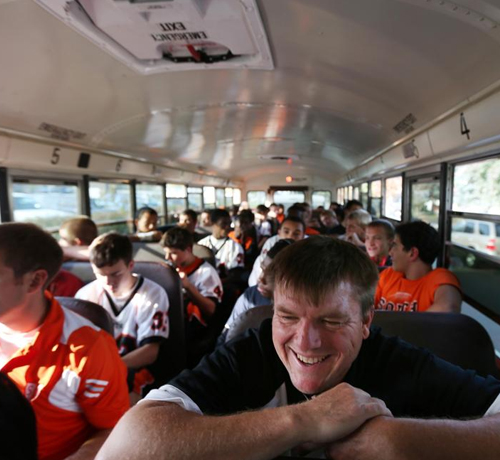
161;227;193;251
89;232;133;268
237;209;255;224
346;209;372;228
267;236;378;317
367;219;395;240
320;210;336;219
211;209;230;224
256;205;269;214
136;206;158;220
279;216;306;232
0;223;63;286
344;200;363;211
59;217;98;246
181;209;198;222
267;238;294;259
396;221;440;265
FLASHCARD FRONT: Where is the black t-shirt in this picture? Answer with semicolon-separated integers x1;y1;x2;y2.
169;319;500;418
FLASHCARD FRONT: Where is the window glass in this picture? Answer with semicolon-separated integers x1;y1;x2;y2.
12;182;80;231
360;182;369;208
453;157;500;215
451;217;499;259
233;189;241;205
89;181;132;232
273;190;305;211
247;191;266;209
187;187;202;194
369;180;382;217
348;186;353;200
166;183;187;223
203;187;216;208
136;184;165;223
410;178;440;229
354;186;360;200
384;176;402;221
166;183;187;198
312;191;331;209
215;188;225;208
187;193;203;212
225;188;234;208
338;188;344;204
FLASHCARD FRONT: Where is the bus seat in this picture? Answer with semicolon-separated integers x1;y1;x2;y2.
373;311;499;378
132;242;166;263
192;243;216;267
225;304;273;343
56;296;114;336
62;260;187;381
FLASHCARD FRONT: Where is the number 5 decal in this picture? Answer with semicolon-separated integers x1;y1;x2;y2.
51;147;61;165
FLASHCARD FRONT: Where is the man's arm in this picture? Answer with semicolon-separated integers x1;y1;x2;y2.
326;413;500;460
121;342;160;369
65;429;112;460
97;383;391;460
179;272;216;317
427;285;462;313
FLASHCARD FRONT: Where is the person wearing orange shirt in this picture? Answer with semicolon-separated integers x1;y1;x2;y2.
365;219;395;268
375;221;462;313
0;223;129;460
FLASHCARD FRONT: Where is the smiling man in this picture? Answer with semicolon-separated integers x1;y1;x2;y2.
97;237;500;460
76;232;169;392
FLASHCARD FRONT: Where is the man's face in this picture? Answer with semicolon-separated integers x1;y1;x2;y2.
164;247;191;268
0;255;27;320
92;260;135;296
278;221;304;241
201;212;212;227
389;235;411;273
179;214;196;234
320;213;338;228
136;212;158;233
272;282;372;395
346;220;365;241
213;217;232;239
365;226;392;261
257;256;273;298
344;205;362;220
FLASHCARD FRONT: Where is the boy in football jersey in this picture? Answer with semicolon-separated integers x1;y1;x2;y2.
76;232;169;391
161;227;223;365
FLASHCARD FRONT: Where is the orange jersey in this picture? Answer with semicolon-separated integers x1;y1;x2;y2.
2;294;129;460
305;227;320;235
375;267;461;312
228;231;255;251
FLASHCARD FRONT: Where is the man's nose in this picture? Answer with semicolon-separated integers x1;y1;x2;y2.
297;320;322;350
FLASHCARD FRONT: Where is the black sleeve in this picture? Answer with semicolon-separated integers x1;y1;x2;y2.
169;319;288;415
347;329;500;418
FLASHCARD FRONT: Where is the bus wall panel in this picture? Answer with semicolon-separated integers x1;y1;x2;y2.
0;136;10;163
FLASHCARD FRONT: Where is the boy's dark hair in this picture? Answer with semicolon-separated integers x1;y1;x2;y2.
136;206;158;220
286;204;305;220
267;238;295;259
279;215;306;232
396;221;440;265
267;236;378;318
59;217;98;246
0;223;63;287
181;209;198;221
256;205;269;214
89;232;133;268
161;227;194;251
344;200;363;211
211;209;230;224
367;219;395;240
237;209;255;224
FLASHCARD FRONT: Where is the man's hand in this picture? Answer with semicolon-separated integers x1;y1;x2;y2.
294;383;392;446
177;270;191;289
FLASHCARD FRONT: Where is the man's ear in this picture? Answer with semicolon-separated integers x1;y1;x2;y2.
362;308;374;339
128;260;135;271
27;269;49;293
409;246;420;262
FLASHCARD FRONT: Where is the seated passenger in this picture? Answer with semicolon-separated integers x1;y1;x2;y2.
299;202;321;235
375;221;462;312
57;215;98;261
339;209;372;248
199;209;213;235
0;223;129;460
76;232;170;392
228;210;259;270
131;206;162;242
161;227;223;365
178;209;205;242
255;204;273;242
222;238;294;340
197;209;244;278
365;219;395;267
98;236;500;460
248;216;306;286
319;209;343;235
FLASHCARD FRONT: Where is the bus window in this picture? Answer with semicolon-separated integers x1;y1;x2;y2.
247;191;266;209
348;186;353;201
12;181;80;231
136;183;166;224
187;187;203;212
166;183;187;223
451;217;500;259
273;190;305;211
337;188;344;204
203;186;216;209
360;182;368;208
410;176;440;229
354;186;360;200
383;176;402;221
311;190;331;209
215;188;225;208
369;180;382;218
453;157;500;215
225;188;233;208
89;181;132;233
233;189;242;205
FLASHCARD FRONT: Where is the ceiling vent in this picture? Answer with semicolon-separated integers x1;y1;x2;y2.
35;0;273;74
259;154;299;162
